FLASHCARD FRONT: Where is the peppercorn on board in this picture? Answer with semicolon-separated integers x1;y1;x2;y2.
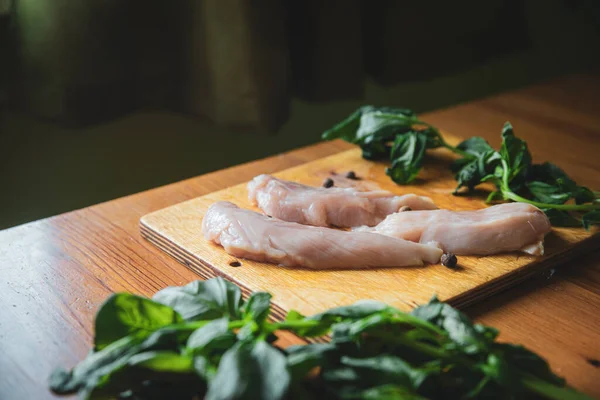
140;136;600;318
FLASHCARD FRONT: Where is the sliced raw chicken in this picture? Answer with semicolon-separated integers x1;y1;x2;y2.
355;203;552;256
247;174;437;228
203;201;442;269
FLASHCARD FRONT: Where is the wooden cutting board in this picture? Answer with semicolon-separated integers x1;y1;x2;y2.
140;135;599;320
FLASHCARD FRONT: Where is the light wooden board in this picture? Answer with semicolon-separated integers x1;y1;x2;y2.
140;136;599;319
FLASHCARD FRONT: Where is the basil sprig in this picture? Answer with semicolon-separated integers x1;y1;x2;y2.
50;278;591;400
323;107;600;229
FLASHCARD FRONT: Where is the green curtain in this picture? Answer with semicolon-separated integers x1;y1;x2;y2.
8;0;529;131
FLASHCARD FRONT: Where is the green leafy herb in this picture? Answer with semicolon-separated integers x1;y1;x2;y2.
286;343;338;379
128;351;194;373
582;210;600;230
322;106;466;179
411;296;496;353
153;278;243;321
49;335;144;396
450;122;600;229
207;340;290;400
386;131;429;184
241;292;272;325
49;278;592;400
186;318;236;356
499;122;531;186
94;293;183;350
323;107;600;229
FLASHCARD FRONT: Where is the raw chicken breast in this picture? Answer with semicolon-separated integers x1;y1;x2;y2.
355;203;552;256
247;174;437;228
203;201;442;269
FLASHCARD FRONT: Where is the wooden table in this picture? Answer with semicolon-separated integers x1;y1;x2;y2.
2;73;600;399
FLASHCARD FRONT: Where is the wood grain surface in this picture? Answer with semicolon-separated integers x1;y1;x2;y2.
1;73;600;399
140;141;599;319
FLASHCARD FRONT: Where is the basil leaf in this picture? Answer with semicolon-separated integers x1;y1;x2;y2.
322;106;415;144
474;324;500;342
456;136;494;156
574;186;595;205
386;131;428;184
321;108;363;142
486;191;503;203
283;301;391;338
193;355;212;381
411;297;490;353
526;181;571;205
341;355;433;390
322;365;361;383
526;162;595;206
51;323;202;396
360;142;394;161
528;162;577;191
49;335;143;395
356;107;415;143
500;122;532;182
206;341;290;400
453;150;500;193
422;127;444;149
309;300;390;321
495;343;565;386
322;106;422;161
527;162;597;220
542;209;582;227
479;353;520;390
88;351;201;399
187;318;236;355
453;158;480;192
153;277;243;321
94;293;182;350
306;300;395;339
127;351;194;373
241;292;272;325
286;343;337;380
582;210;600;230
140;324;198;349
282;310;332;337
341;313;392;341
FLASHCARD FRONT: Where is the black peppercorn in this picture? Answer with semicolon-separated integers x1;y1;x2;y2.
345;171;358;180
441;253;457;268
588;359;600;368
323;178;334;188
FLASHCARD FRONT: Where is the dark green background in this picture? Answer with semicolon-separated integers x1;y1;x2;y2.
1;1;599;230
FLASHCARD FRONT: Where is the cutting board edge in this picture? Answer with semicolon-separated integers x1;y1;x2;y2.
140;217;600;316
